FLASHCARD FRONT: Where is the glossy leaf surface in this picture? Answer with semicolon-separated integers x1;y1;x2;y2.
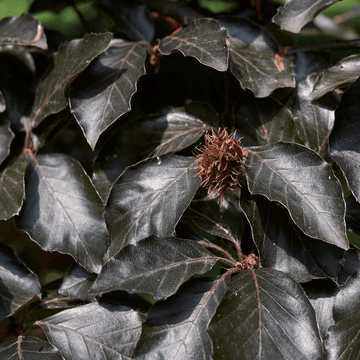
69;39;148;149
209;268;323;359
330;76;360;202
133;276;228;360
17;154;109;274
158;18;228;72
90;235;217;299
246;142;348;249
0;153;29;221
220;17;295;97
38;302;143;359
31;33;112;128
0;120;14;166
0;243;41;321
105;155;200;257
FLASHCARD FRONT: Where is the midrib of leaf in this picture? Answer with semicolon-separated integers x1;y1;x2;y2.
252;269;262;358
17;335;22;360
26;153;96;270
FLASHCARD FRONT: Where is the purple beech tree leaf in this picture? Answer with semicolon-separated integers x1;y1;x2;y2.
294;52;331;83
16;154;109;274
59;263;97;303
158;18;229;72
0;90;6;112
105;155;201;258
209;268;323;359
345;195;360;236
219;17;295;98
0;336;63;360
0;243;41;321
30;33;112;128
0;119;15;166
246;142;349;250
0;153;29;221
240;190;345;283
37;302;144;359
330;76;360;202
309;55;360;100
93;111;209;199
272;0;341;34
133;275;228;360
69;39;148;149
99;0;155;43
235;95;302;147
90;235;217;299
0;14;47;49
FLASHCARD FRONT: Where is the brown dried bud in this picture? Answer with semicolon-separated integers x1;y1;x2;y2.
194;128;248;201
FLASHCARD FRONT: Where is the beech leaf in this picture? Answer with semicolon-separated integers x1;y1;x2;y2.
0;336;63;360
0;14;47;49
31;32;112;128
0;119;15;166
0;153;29;221
220;17;295;98
272;0;341;34
69;39;148;149
158;18;229;72
329;76;360;202
0;243;41;321
105;155;200;258
37;302;144;359
209;268;323;359
246;142;349;250
17;154;109;274
133;276;228;360
90;235;217;299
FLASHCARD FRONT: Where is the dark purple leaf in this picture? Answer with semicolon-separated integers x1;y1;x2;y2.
93;111;209;199
0;90;5;112
99;0;155;43
272;0;341;34
330;76;360;202
90;235;217;300
133;275;228;360
0;153;29;221
59;263;97;302
219;17;295;97
240;190;345;282
246;142;348;250
234;95;301;146
0;120;14;165
0;14;47;49
158;18;229;72
105;155;200;258
69;39;148;149
346;195;360;236
30;33;112;128
37;302;143;359
0;243;41;321
0;336;63;360
294;52;331;83
16;154;109;274
209;268;323;359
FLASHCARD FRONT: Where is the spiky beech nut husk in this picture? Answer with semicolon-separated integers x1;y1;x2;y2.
194;128;248;201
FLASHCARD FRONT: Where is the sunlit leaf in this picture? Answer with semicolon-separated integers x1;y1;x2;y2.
69;39;148;149
246;142;349;250
0;243;41;321
105;155;200;257
17;154;109;274
209;268;323;359
158;18;228;72
90;235;217;299
31;32;112;128
37;302;144;359
133;275;228;360
0;119;15;166
0;90;6;113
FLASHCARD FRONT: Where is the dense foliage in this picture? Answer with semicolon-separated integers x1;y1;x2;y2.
1;0;360;358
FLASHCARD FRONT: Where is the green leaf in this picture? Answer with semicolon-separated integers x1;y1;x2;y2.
209;268;323;359
105;155;201;257
17;154;109;274
158;18;229;72
69;39;148;149
246;142;349;250
31;32;112;128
